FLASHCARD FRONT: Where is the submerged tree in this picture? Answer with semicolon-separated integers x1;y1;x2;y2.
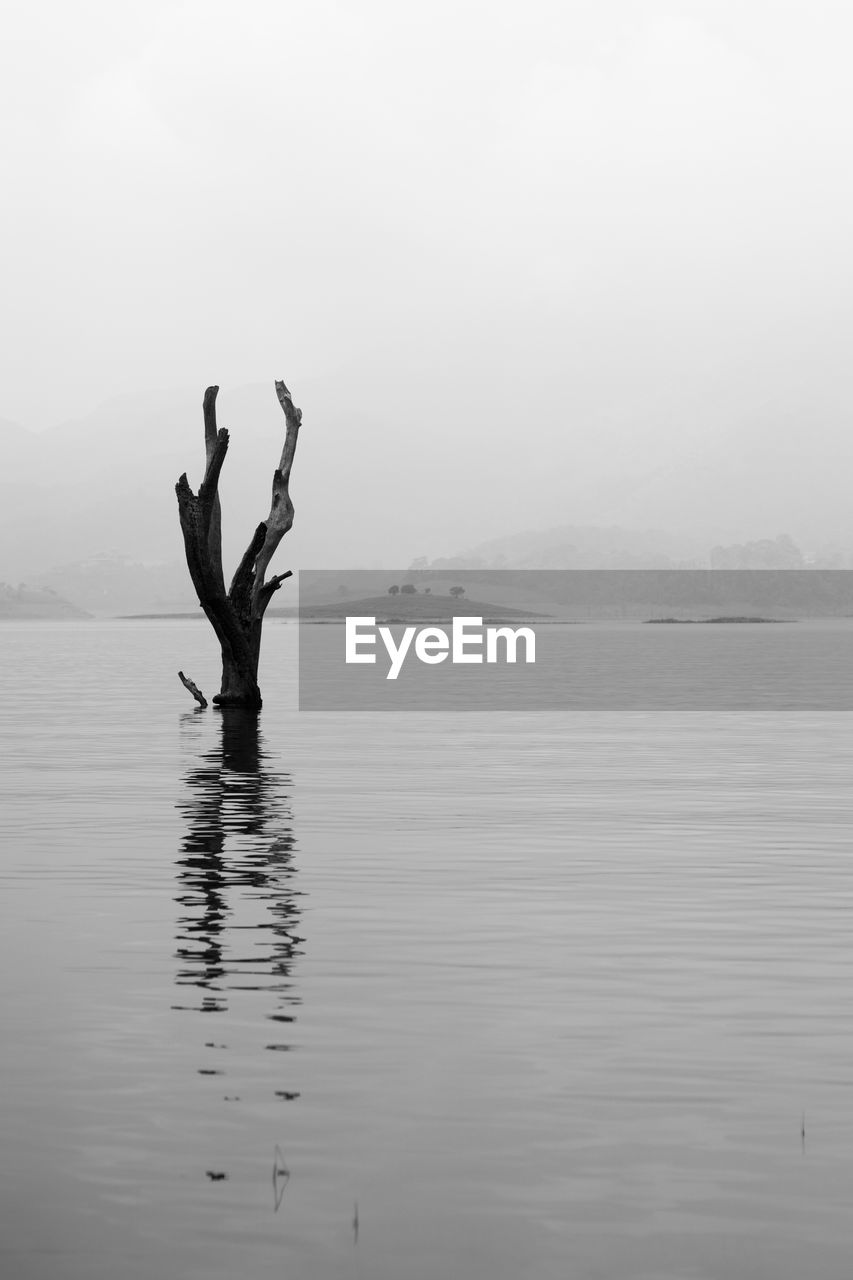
176;381;302;710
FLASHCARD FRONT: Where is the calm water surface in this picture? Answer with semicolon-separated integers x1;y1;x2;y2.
3;620;853;1279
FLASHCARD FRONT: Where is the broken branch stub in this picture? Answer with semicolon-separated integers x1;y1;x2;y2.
178;671;208;708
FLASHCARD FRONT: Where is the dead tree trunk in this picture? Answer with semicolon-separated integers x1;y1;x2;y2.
175;381;301;710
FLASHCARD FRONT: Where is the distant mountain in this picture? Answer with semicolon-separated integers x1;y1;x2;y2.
0;418;40;474
413;524;853;573
413;524;710;570
5;359;853;587
30;555;198;617
0;583;89;620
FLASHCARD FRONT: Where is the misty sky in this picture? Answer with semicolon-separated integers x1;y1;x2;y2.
3;1;853;561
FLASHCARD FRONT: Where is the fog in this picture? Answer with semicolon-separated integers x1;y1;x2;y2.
3;1;853;573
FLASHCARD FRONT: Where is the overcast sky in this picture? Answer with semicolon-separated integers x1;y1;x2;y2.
3;1;853;557
1;1;850;421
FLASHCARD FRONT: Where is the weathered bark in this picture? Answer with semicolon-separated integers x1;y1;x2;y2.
176;382;301;710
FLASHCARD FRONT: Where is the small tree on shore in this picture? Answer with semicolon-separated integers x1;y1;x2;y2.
450;586;465;598
388;585;399;596
176;381;302;711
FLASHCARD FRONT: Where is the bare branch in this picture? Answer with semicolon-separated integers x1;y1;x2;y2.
201;388;226;595
251;382;302;610
178;671;208;708
274;380;302;484
203;385;220;459
258;570;293;615
198;428;228;542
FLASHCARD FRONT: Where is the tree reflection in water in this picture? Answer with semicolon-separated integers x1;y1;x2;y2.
175;709;301;1032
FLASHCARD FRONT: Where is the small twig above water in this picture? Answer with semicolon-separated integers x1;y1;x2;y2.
178;670;208;708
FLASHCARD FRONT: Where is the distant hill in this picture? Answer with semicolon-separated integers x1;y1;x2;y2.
0;584;90;619
31;554;197;617
585;401;853;548
414;524;708;570
330;570;853;620
415;526;853;575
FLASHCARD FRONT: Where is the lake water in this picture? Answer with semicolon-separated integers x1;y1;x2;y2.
3;619;853;1279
